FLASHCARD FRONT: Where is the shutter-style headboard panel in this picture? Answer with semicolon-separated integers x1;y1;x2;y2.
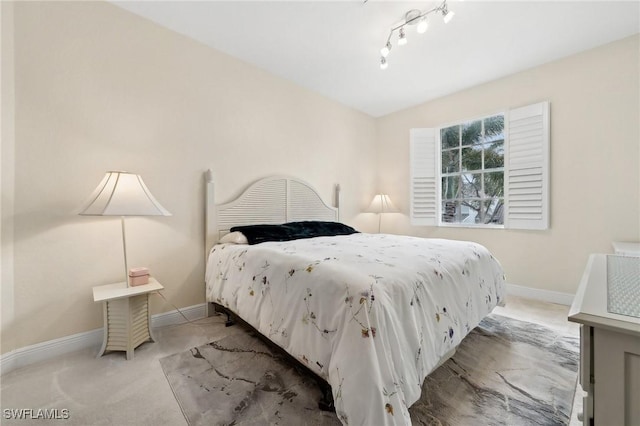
205;171;340;252
288;180;338;222
217;178;288;231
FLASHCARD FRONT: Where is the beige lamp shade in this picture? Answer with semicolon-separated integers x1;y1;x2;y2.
366;194;399;233
366;194;399;214
78;171;171;287
79;171;171;217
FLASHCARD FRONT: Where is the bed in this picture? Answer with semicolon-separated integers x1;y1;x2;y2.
204;172;506;425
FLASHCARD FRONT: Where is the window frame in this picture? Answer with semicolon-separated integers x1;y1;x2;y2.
437;110;507;229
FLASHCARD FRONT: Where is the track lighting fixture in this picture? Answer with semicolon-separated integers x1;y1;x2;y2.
378;0;455;69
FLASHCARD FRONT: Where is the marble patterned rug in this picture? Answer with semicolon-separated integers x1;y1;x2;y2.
160;314;579;426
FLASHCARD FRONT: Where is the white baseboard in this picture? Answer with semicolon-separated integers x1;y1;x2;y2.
0;328;104;377
150;303;208;328
0;303;207;376
506;283;574;306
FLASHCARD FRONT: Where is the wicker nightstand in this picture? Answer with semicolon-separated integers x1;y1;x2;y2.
92;278;163;360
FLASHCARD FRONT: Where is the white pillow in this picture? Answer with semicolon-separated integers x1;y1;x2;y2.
218;231;248;245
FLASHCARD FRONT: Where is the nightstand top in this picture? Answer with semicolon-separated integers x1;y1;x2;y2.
93;277;164;303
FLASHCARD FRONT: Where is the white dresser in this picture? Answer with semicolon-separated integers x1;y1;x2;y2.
568;254;640;426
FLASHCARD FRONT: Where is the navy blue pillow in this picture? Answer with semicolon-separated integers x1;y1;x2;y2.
231;221;358;245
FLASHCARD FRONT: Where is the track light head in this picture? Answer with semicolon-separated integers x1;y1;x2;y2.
380;57;388;70
442;4;455;23
380;41;392;58
416;17;428;34
398;27;407;46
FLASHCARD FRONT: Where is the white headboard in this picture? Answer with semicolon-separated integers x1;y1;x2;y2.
205;170;340;252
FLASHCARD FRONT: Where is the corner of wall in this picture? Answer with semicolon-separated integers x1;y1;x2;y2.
1;0;17;356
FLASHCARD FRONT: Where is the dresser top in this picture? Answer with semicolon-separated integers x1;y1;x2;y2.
569;254;640;336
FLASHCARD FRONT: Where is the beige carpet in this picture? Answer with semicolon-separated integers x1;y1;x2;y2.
160;314;579;425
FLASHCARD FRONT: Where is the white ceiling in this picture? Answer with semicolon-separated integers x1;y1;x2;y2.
113;1;640;117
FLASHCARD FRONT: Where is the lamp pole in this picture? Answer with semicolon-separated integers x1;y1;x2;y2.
121;216;129;287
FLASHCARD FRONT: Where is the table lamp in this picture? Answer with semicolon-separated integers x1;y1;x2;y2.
79;171;171;287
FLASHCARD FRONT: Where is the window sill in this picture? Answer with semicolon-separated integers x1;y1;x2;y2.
438;223;505;230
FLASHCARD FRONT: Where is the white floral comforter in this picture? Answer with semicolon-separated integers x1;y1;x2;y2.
205;233;505;425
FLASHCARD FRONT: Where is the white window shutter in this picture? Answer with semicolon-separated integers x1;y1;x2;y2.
410;128;438;226
505;101;550;230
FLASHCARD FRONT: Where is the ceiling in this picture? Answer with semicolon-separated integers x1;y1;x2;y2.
113;1;640;117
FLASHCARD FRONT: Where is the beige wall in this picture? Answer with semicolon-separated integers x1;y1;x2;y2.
2;1;639;355
1;1;376;353
377;35;640;295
